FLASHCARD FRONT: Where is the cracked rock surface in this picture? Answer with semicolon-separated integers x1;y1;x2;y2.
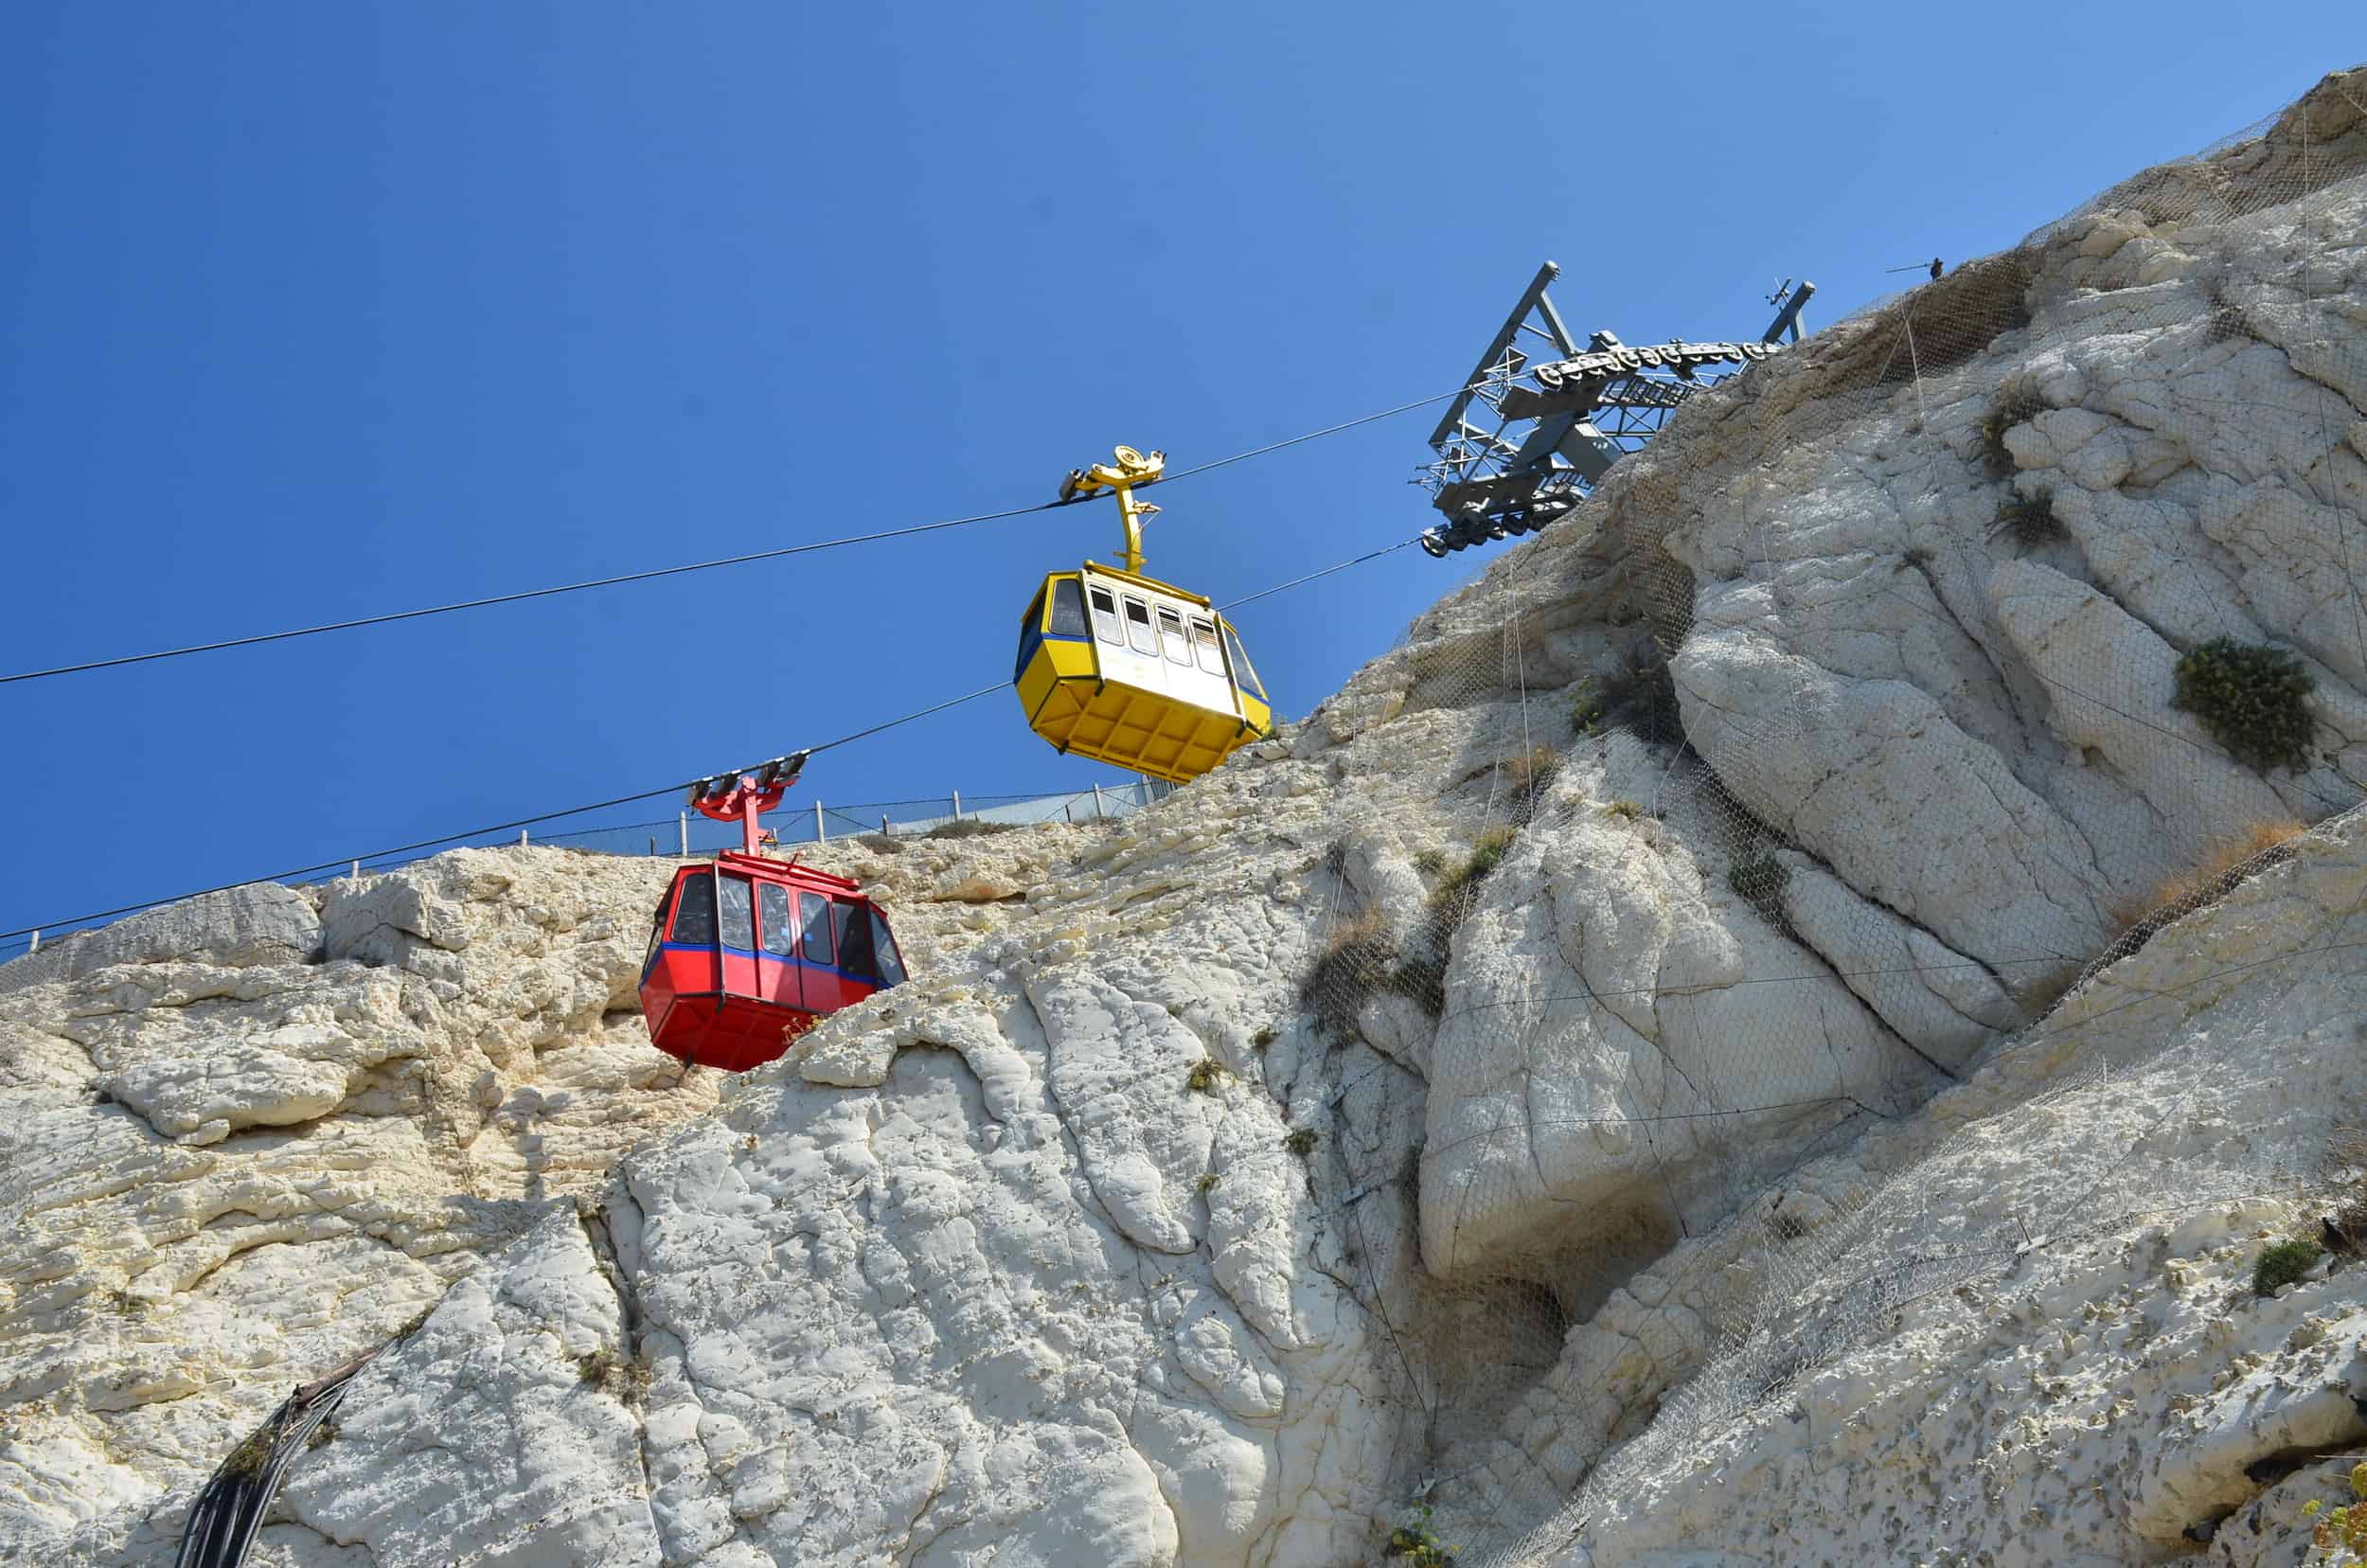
3;66;2366;1568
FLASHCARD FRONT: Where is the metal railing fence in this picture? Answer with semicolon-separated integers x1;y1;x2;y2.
0;779;1172;961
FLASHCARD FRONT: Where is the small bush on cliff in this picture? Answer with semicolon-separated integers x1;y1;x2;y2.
2253;1235;2323;1296
1392;827;1522;1014
922;817;1019;841
1728;850;1789;925
1435;828;1516;908
1981;380;2048;476
578;1346;654;1406
1184;1060;1229;1095
1504;746;1561;825
1992;490;2064;550
2305;1464;2367;1561
1284;1128;1319;1157
1385;1502;1456;1565
1571;677;1606;738
1300;910;1399;1042
2172;638;2318;775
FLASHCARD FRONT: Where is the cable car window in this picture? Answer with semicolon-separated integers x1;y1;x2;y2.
798;891;834;965
643;895;668;972
1156;606;1191;666
1189;617;1224;676
717;874;755;951
1222;624;1266;701
1124;597;1158;656
869;910;907;987
1089;585;1122;645
832;901;875;980
1048;579;1089;638
1013;586;1048;683
669;875;717;944
757;882;794;955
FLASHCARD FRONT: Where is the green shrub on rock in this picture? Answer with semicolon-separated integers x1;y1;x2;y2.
2253;1235;2323;1296
2171;638;2317;775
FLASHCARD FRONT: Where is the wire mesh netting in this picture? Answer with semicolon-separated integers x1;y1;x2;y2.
1275;67;2367;1564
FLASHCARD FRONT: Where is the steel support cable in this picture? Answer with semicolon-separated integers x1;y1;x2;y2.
0;526;1427;945
0;390;1461;686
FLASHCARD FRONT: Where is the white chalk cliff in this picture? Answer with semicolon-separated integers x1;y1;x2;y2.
4;65;2366;1567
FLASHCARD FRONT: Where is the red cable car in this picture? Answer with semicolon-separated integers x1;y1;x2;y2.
637;752;907;1072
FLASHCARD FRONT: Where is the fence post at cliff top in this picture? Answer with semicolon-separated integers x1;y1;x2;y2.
349;860;360;881
881;815;890;835
678;812;688;856
519;829;528;847
814;800;826;842
25;930;36;955
1092;782;1105;820
951;789;963;821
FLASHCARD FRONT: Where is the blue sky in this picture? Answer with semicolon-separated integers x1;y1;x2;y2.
3;4;2359;948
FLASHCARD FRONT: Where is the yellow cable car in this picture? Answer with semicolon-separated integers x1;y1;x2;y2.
1014;447;1273;784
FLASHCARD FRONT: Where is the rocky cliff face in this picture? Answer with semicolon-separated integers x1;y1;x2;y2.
5;65;2365;1568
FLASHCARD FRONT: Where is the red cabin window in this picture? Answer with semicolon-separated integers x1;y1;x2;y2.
870;910;907;986
717;874;755;950
757;882;794;955
832;902;872;977
671;875;717;943
798;891;833;965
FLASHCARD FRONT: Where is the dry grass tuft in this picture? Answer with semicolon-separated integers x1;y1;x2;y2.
922;817;1020;841
1980;378;2049;476
1504;745;1562;824
2123;820;2305;926
578;1346;654;1407
2098;819;2308;970
1991;490;2064;550
1299;910;1401;1042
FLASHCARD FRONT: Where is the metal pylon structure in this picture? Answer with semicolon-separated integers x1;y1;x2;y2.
1415;262;1815;556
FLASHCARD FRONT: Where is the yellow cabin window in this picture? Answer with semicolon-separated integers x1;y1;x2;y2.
1156;606;1190;666
1089;584;1122;644
1189;618;1223;676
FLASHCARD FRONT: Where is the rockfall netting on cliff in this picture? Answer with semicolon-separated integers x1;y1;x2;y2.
1272;64;2367;1567
4;64;2367;1568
